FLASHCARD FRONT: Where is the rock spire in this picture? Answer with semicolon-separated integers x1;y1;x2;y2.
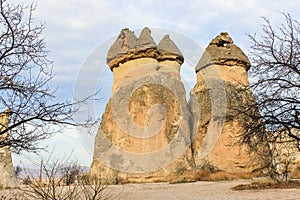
106;27;184;70
196;32;250;72
189;32;257;179
91;27;194;184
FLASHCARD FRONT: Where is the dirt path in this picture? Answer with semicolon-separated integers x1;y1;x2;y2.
109;179;300;200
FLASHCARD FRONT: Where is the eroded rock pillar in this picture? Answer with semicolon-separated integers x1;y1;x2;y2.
91;28;195;183
0;109;18;188
189;33;256;179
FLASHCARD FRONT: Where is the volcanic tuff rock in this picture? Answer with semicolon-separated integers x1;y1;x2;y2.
106;28;139;67
91;28;196;184
109;28;185;92
157;35;184;64
136;27;157;50
189;33;258;179
196;32;250;72
0;110;18;188
107;27;184;70
92;29;277;183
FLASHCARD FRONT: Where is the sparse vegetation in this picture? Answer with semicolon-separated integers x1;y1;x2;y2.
238;12;300;183
61;163;81;186
198;159;219;173
174;163;187;175
232;179;300;191
0;153;121;200
19;158;120;200
23;159;81;199
196;159;232;181
22;175;32;185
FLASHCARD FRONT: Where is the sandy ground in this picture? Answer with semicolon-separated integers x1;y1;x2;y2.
1;179;299;199
109;179;300;200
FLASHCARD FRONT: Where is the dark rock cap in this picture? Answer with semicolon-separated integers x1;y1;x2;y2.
137;27;157;50
157;35;184;64
106;28;184;70
195;32;250;72
107;28;138;64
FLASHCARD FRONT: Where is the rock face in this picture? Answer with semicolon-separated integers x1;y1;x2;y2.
107;28;184;92
189;33;257;178
0;110;18;188
91;28;196;183
92;29;265;183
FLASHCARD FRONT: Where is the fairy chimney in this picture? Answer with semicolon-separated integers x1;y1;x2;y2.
107;28;184;92
189;32;257;178
91;28;195;184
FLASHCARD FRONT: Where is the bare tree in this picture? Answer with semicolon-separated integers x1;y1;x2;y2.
0;0;96;153
80;175;116;200
24;159;80;200
61;163;81;186
22;157;117;200
244;12;300;150
237;12;300;181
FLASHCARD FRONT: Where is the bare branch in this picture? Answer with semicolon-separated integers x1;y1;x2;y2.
0;0;99;153
238;12;300;182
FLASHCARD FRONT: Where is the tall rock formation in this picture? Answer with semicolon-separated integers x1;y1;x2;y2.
91;28;195;184
0;109;18;188
189;33;256;178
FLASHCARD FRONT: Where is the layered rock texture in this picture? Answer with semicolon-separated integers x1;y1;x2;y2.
0;110;18;188
107;28;184;92
91;29;274;183
91;28;195;183
189;32;257;178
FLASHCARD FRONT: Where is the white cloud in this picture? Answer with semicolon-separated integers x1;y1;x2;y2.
12;126;93;168
10;0;300;168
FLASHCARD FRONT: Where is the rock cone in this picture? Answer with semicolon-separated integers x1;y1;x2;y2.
189;32;257;179
91;28;195;184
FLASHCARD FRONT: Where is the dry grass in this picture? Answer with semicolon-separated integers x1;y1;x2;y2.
0;189;27;200
232;179;300;190
0;182;123;200
1;159;123;199
196;170;255;181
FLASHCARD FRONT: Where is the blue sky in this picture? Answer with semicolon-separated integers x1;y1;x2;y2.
11;0;300;168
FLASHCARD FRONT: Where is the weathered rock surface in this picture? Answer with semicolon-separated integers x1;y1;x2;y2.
136;27;157;50
108;28;184;92
196;32;250;72
157;35;184;64
91;28;195;184
93;29;298;183
107;28;138;67
189;33;257;179
107;27;184;71
0;110;18;188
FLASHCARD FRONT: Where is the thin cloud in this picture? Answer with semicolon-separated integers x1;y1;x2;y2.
10;0;300;168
